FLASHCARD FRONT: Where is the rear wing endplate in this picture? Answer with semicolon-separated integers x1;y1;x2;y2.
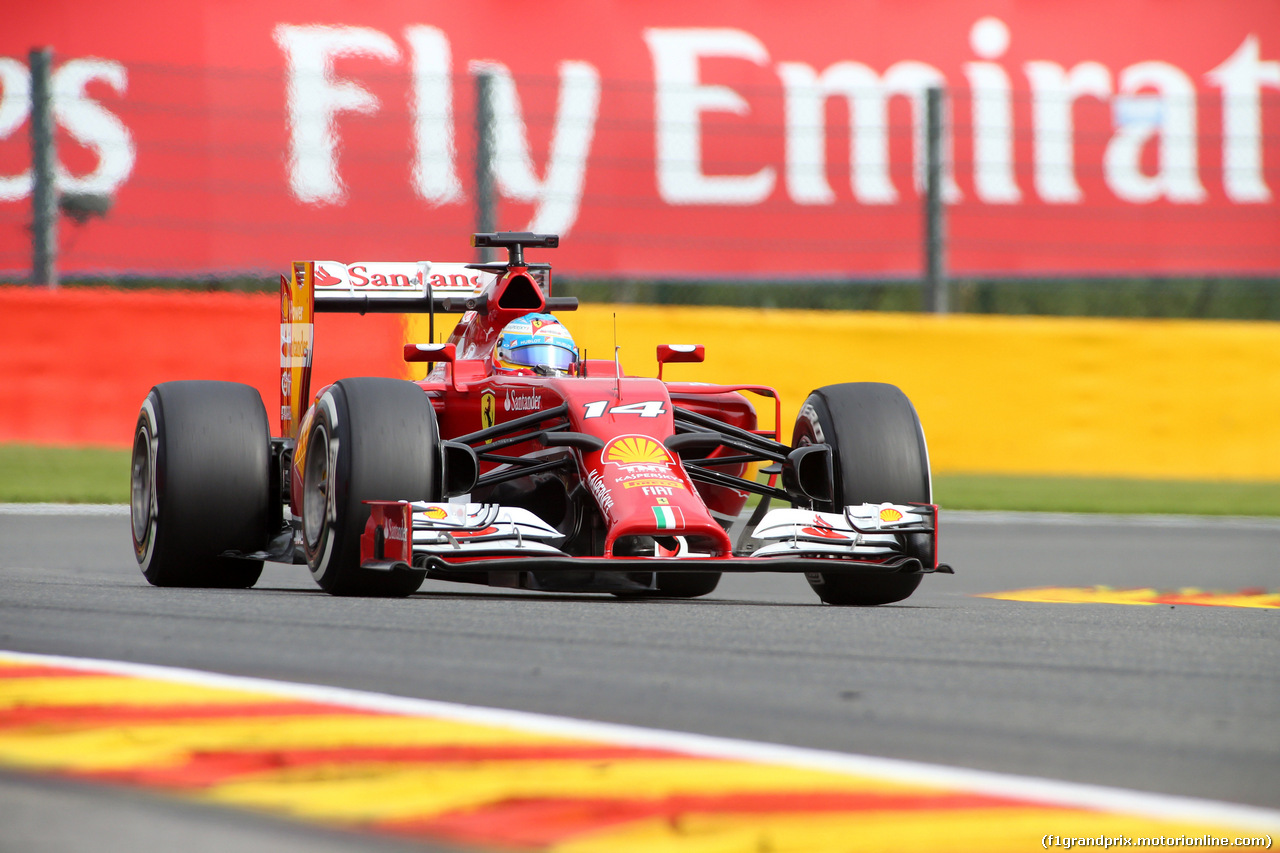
278;260;497;438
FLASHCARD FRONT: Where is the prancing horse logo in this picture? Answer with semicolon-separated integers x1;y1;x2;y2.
480;390;496;442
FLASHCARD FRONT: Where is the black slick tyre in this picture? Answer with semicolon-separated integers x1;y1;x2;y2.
301;378;438;597
131;381;270;589
792;382;931;606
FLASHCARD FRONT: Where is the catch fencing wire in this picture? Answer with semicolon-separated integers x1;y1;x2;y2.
7;57;1279;304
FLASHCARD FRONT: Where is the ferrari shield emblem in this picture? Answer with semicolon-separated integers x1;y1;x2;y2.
480;390;496;440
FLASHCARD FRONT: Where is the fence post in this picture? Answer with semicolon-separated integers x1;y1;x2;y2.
30;47;58;289
924;86;947;314
474;68;497;262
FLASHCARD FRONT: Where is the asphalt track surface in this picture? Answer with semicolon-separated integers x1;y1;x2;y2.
1;507;1277;851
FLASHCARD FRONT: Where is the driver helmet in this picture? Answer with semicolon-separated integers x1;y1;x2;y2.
492;312;578;376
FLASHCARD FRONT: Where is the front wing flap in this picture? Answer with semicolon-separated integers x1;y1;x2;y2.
750;503;936;561
359;500;950;576
410;502;565;557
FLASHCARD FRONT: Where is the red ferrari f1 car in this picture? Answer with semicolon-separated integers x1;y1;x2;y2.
130;232;950;605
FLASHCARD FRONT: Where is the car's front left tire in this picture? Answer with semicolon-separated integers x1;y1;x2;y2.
301;378;439;597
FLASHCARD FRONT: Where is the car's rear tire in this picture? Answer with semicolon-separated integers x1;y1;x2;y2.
131;381;269;589
302;378;437;597
793;382;930;606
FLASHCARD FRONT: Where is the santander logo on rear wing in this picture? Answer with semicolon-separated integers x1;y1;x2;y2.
279;259;501;439
310;261;498;297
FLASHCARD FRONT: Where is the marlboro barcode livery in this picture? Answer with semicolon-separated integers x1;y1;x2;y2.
130;232;951;603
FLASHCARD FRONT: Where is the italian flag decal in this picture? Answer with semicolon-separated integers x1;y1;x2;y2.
652;506;685;529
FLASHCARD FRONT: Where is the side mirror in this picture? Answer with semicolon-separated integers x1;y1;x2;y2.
403;342;456;364
404;342;458;390
440;441;479;498
781;444;833;506
656;344;705;379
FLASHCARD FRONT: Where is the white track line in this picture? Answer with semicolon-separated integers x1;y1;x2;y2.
0;504;130;516
3;650;1278;831
947;509;1280;530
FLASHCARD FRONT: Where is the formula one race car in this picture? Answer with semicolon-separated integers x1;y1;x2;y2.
130;233;950;605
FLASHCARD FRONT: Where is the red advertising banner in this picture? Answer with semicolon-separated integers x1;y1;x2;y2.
1;1;1277;278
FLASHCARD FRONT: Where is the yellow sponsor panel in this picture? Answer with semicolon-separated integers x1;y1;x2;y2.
407;306;1280;478
539;306;1279;481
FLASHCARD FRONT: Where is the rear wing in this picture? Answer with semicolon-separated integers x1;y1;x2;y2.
279;260;498;439
310;260;503;313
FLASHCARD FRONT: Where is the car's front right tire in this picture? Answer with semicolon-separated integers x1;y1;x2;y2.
792;382;931;606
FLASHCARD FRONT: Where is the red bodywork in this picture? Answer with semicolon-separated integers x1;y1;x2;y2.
421;373;752;557
285;254;779;566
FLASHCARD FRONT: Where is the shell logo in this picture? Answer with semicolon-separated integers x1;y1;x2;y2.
603;435;671;466
879;507;904;522
422;506;449;520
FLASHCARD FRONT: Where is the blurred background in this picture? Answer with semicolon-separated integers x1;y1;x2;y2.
1;0;1278;507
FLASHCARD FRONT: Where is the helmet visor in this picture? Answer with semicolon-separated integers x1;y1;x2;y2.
506;343;576;371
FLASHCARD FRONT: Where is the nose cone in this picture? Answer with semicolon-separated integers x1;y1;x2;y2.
585;433;732;557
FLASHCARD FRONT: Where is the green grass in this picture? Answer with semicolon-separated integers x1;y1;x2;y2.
1;444;1277;516
934;474;1280;517
0;444;131;504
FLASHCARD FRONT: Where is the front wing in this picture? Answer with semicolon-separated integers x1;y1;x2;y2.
359;501;954;578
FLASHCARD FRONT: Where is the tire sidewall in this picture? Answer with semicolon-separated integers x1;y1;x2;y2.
301;378;439;596
131;392;162;576
303;386;348;586
794;395;833;502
